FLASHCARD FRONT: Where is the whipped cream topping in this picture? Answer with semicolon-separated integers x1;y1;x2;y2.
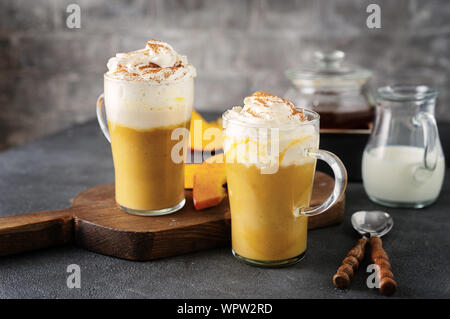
223;92;318;170
226;92;306;126
105;77;194;130
106;39;196;83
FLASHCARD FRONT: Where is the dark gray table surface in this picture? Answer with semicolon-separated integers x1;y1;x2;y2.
0;119;449;299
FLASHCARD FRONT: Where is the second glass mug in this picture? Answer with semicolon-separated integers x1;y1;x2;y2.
96;75;194;216
222;108;347;267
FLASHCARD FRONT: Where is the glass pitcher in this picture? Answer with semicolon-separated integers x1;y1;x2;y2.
362;85;445;208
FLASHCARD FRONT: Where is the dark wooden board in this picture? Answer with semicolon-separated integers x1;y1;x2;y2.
0;171;345;261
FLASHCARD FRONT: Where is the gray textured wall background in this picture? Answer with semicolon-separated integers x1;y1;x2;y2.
0;0;449;149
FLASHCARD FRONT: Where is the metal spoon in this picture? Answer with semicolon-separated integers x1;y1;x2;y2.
351;210;393;238
332;211;397;295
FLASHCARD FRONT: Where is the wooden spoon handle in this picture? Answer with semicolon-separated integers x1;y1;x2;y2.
332;237;368;288
370;236;397;295
0;209;74;257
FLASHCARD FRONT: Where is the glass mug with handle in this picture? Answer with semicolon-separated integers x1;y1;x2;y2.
96;40;195;216
222;92;347;267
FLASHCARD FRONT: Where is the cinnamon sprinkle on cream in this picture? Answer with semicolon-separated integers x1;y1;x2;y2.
105;39;196;83
225;91;308;126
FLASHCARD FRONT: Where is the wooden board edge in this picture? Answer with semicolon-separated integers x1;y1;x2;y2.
74;216;230;261
0;210;74;257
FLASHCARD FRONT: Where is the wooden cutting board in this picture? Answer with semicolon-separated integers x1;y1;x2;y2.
0;171;345;261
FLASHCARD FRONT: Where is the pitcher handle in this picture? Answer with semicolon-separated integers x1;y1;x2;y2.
297;149;347;217
96;93;111;143
413;112;438;171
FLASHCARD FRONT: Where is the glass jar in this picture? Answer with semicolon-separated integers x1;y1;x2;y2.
285;50;374;130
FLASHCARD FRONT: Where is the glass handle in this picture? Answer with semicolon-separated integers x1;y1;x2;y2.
298;149;348;217
96;93;111;143
413;112;438;171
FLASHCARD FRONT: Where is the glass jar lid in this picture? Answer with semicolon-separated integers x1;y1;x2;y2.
285;50;372;84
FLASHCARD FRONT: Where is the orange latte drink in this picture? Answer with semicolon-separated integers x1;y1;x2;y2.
223;92;347;267
97;40;196;215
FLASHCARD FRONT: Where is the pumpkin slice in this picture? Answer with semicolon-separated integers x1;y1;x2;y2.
191;154;226;210
189;110;223;152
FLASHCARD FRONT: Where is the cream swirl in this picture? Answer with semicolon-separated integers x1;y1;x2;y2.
223;92;317;169
227;92;306;125
105;39;196;83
